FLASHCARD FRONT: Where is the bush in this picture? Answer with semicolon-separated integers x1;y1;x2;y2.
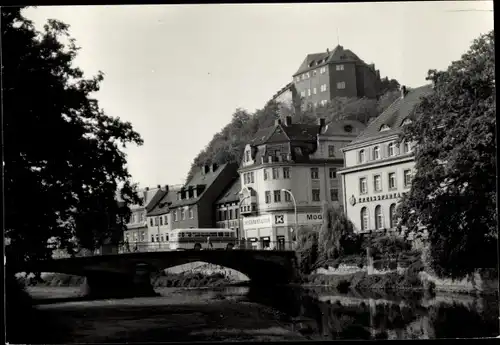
296;228;319;275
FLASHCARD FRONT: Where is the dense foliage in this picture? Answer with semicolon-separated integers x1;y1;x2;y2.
3;7;143;263
295;227;320;275
397;31;496;279
186;83;401;181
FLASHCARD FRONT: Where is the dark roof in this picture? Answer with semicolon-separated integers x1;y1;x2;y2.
249;123;321;146
147;185;182;217
169;163;236;208
145;189;167;212
348;85;433;146
215;178;241;205
293;45;365;76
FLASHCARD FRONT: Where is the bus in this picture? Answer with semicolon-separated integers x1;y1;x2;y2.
169;228;237;251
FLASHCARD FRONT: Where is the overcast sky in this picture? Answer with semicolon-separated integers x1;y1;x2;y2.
24;2;494;187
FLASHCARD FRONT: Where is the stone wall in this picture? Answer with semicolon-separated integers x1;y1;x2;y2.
419;270;498;295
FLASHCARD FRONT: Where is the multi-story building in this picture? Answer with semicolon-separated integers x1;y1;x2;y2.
123;186;164;249
272;83;300;117
337;85;433;233
238;115;365;249
147;163;238;242
214;177;241;235
144;184;182;250
293;45;381;108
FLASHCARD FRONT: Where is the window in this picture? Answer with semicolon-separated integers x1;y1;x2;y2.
300;90;306;97
284;189;291;202
305;72;310;79
271;167;279;179
265;191;271;204
302;74;306;80
336;81;346;89
402;118;412;126
390;204;397;228
360;207;368;231
336;64;344;71
320;84;327;92
388;142;395;156
328;145;335;157
159;216;163;226
312;70;317;76
149;218;153;227
310;167;319;179
320;100;328;106
359;177;367;194
273;190;281;202
283;167;290;179
263;169;268;180
189;208;194;219
141;232;146;242
313;87;317;95
154;217;158;226
295;76;300;82
173;210;178;221
245;151;250;162
404;170;412;187
388;172;396;189
329;168;336;179
235;208;239;219
320;66;327;74
181;209;186;220
307;89;311;96
373;146;380;160
155;234;159;243
250;172;255;183
139;212;145;222
374;175;382;192
358;150;365;163
403;141;412;153
375;205;383;229
151;234;155;242
380;124;390;131
312;189;321;202
229;209;233;220
330;188;338;201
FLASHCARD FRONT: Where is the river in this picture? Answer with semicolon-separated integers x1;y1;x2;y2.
25;285;499;342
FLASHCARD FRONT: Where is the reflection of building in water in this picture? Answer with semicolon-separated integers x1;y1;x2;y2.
238;116;365;249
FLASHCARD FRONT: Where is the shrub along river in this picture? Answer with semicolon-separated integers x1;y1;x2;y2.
18;281;500;342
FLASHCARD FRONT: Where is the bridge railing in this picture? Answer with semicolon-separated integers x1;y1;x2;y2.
66;239;298;257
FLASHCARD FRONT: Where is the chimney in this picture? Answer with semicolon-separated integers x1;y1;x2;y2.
145;187;149;191
285;116;292;126
211;163;218;172
317;118;326;128
164;185;169;193
401;85;407;99
274;118;282;126
157;184;161;189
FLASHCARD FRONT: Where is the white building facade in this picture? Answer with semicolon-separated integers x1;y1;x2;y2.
338;85;432;234
238;116;365;249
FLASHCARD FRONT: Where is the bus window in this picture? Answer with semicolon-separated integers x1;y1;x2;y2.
180;232;185;238
218;232;223;237
187;232;192;238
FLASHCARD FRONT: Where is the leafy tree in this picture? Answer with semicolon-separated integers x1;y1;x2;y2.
295;227;319;275
3;7;143;263
318;203;357;261
397;30;496;279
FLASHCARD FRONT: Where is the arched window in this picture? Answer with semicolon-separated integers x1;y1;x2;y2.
402;118;412;126
389;204;397;228
360;207;368;231
373;146;380;160
380;124;390;131
358;149;365;163
375;205;383;230
388;142;395;157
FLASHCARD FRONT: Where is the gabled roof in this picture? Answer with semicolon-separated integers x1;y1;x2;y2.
215;178;241;205
249;122;321;146
320;119;366;136
293;45;365;76
348;85;433;146
147;185;182;217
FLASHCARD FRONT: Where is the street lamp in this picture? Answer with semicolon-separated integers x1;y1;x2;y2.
281;189;298;250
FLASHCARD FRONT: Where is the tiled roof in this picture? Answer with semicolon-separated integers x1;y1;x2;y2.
249;122;322;147
215;178;241;205
348;85;433;146
293;45;365;76
147;185;182;217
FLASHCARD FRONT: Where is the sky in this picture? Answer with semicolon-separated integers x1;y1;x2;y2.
23;2;494;187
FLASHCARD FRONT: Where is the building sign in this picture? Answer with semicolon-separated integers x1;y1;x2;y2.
275;215;285;224
306;213;323;221
357;192;406;204
243;215;272;228
349;195;356;206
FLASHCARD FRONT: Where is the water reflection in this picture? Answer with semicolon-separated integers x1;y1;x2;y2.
243;286;499;340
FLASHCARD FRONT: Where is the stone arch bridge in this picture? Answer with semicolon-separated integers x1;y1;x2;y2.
13;250;298;299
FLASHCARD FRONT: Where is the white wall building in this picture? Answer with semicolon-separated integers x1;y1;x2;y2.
238;116;365;249
337;85;433;233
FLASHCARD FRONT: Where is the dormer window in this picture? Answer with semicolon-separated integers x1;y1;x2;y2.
344;125;353;133
373;146;380;160
388;142;395;157
245;151;250;162
402;118;413;126
380;124;390;131
358;149;365;163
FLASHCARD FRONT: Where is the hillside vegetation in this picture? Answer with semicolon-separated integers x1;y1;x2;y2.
186;79;401;181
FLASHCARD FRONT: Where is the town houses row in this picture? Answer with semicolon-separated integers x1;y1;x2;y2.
123;82;430;250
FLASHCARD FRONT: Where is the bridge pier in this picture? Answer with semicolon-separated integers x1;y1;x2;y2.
81;268;158;299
